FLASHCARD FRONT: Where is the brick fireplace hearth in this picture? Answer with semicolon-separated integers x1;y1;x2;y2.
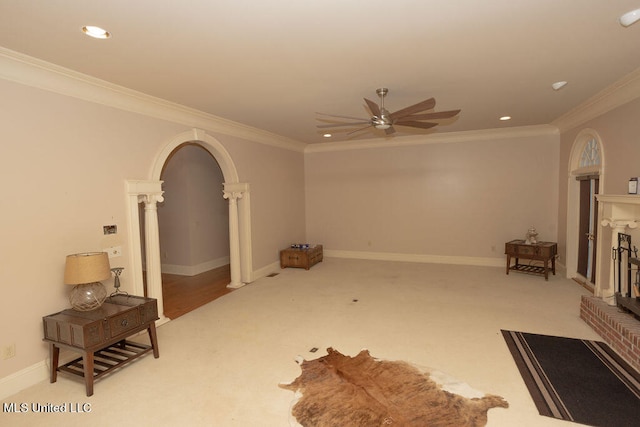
580;295;640;373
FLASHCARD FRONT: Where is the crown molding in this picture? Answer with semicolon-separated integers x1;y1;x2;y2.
0;47;306;153
305;124;559;153
552;67;640;133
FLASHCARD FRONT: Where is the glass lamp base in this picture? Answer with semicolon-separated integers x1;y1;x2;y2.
69;282;107;311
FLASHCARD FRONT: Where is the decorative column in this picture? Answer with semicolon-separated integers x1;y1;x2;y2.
140;191;167;321
223;187;245;289
599;218;638;304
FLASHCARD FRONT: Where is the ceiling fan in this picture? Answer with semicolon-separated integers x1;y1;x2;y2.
317;88;461;135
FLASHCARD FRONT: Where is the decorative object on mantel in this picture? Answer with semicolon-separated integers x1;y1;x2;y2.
64;252;111;311
525;226;538;244
628;177;639;194
110;267;127;296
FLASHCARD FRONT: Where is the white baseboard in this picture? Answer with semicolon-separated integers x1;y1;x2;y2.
324;249;505;267
0;360;49;401
0;331;154;401
251;261;281;282
161;256;230;276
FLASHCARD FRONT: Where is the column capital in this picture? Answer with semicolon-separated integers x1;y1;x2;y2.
138;192;165;205
223;182;249;201
223;191;243;201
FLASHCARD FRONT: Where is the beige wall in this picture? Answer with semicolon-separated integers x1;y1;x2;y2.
305;131;560;261
221;135;307;267
0;78;306;381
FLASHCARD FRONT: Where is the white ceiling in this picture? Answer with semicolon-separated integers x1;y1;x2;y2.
1;1;640;144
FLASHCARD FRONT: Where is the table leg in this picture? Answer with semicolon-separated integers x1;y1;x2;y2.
544;259;549;281
552;256;556;275
83;351;94;397
506;254;511;275
147;323;160;358
49;343;59;383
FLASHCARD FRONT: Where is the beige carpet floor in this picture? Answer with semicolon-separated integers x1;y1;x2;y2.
1;257;600;426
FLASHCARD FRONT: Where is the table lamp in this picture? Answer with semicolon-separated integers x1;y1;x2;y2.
64;252;111;311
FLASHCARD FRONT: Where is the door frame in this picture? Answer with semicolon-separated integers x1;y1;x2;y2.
566;129;605;284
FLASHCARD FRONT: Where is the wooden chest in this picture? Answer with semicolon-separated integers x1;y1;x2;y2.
43;295;158;349
280;245;323;270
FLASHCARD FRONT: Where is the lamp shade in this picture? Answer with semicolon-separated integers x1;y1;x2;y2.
64;252;111;285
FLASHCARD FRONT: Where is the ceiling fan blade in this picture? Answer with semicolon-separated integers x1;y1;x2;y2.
385;126;396;135
389;98;436;120
316;112;370;121
396;109;461;121
316;121;372;128
395;121;438;130
364;98;381;117
347;124;373;135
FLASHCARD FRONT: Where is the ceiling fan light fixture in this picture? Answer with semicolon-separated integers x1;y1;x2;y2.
620;9;640;27
82;25;111;39
374;123;392;130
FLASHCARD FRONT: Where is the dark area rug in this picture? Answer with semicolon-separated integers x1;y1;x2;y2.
501;330;640;427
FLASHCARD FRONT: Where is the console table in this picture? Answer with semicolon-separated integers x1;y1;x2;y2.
43;295;159;396
505;240;557;281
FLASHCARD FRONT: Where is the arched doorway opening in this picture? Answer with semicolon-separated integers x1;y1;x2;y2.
566;129;604;290
126;129;252;323
157;142;231;319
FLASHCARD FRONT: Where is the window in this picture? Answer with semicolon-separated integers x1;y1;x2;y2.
579;138;601;168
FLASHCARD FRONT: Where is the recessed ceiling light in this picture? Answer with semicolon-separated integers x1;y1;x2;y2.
499;116;511;121
552;81;568;91
82;25;111;39
323;133;332;138
620;9;640;27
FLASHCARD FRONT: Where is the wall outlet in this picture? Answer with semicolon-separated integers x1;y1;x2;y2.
1;343;16;360
105;246;123;258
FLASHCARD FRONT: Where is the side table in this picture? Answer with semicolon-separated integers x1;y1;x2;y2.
43;294;159;396
505;240;557;281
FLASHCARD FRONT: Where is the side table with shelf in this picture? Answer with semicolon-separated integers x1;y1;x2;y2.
43;294;159;396
505;240;557;281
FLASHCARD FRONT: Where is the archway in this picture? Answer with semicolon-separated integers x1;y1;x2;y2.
566;129;604;287
126;128;252;322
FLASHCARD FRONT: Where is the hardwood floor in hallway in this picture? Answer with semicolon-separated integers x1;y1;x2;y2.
162;264;233;320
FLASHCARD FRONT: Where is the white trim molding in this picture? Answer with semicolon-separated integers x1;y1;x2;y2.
0;47;306;153
305;125;559;153
552;67;640;132
161;256;231;276
325;249;505;268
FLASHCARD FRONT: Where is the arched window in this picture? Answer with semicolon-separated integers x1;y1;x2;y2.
579;138;601;168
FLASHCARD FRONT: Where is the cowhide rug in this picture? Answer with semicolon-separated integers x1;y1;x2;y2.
280;348;508;427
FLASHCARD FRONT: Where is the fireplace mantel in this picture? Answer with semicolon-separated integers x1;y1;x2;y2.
594;194;640;304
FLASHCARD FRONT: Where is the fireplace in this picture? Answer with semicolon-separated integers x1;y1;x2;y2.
581;194;640;373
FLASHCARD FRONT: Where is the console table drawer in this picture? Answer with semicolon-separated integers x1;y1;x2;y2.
108;309;140;336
